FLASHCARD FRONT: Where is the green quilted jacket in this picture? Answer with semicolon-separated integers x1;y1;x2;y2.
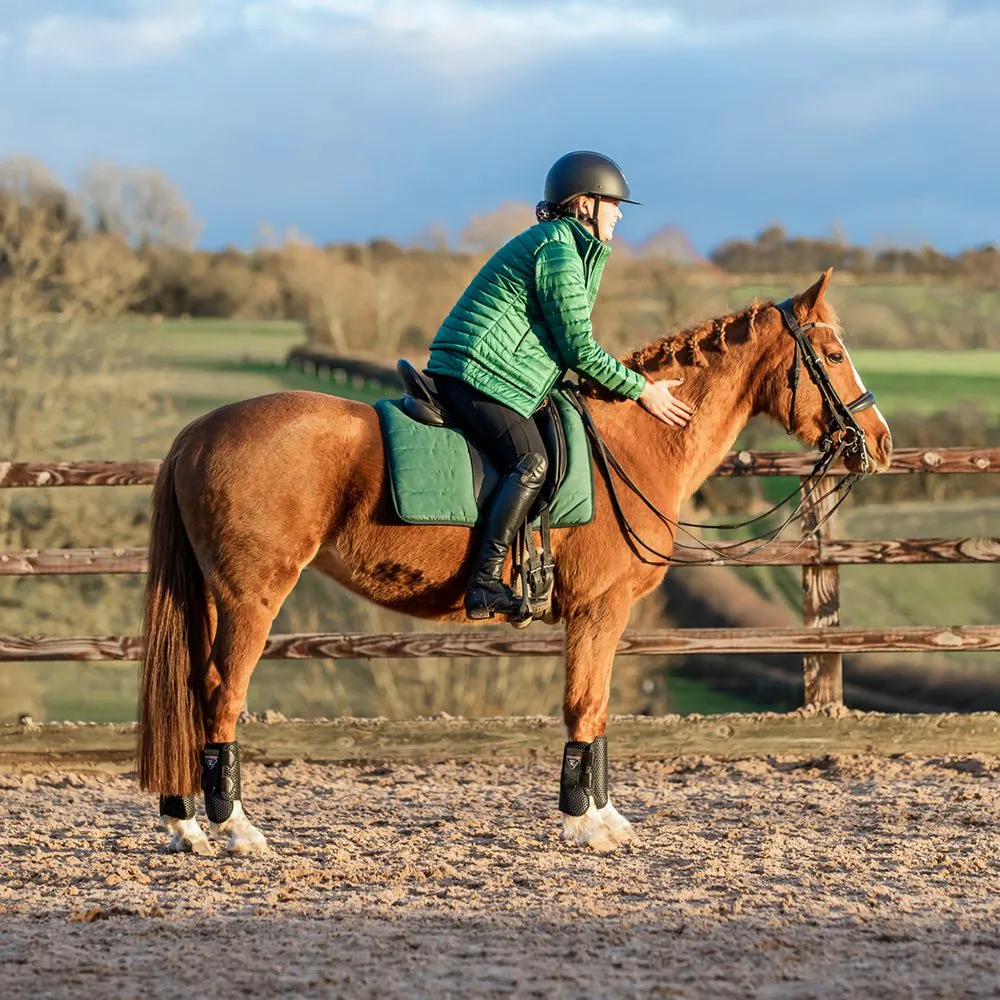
426;216;646;418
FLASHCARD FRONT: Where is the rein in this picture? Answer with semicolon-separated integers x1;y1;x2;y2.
565;301;878;566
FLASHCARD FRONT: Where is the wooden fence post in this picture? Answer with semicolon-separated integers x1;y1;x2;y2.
800;474;843;706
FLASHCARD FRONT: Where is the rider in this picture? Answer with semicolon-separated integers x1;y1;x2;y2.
428;150;694;620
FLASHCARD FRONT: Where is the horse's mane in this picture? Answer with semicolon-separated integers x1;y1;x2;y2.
581;299;772;400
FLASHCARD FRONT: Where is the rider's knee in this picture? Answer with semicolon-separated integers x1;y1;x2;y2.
514;451;547;488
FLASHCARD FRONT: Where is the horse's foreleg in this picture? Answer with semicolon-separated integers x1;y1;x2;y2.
198;598;277;855
560;591;639;852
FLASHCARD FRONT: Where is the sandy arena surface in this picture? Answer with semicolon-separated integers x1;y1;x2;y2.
3;754;1000;998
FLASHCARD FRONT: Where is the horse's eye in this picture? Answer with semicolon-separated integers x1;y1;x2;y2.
827;352;844;365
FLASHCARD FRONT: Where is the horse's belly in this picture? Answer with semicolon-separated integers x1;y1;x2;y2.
309;541;468;622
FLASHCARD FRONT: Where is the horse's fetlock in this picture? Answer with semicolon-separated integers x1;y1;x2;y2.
159;794;195;820
559;735;608;816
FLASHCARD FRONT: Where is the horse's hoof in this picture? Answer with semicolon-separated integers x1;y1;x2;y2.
226;833;269;855
597;802;642;847
562;804;622;852
162;816;214;856
586;831;620;853
563;800;641;852
210;801;269;855
609;822;641;847
168;832;215;856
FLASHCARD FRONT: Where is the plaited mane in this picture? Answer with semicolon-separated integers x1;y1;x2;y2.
581;300;770;399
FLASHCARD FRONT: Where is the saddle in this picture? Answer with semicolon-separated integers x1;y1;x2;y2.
395;359;573;626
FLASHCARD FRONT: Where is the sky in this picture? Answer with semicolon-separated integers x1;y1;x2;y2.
2;0;998;254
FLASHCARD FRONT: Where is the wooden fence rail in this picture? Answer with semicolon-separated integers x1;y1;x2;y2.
3;538;1000;576
2;448;998;708
2;626;999;664
2;447;997;487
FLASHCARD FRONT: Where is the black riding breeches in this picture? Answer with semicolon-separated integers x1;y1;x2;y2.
434;375;547;476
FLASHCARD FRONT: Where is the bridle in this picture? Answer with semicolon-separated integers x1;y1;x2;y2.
566;299;881;565
776;297;876;476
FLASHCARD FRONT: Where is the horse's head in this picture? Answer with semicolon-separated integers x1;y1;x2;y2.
756;269;892;474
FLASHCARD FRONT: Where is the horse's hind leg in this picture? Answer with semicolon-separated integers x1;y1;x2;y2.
560;591;640;852
198;597;279;855
160;794;213;855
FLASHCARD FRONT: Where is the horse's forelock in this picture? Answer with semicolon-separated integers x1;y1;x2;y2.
815;299;844;336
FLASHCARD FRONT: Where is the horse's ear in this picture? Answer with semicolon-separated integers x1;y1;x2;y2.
794;267;834;317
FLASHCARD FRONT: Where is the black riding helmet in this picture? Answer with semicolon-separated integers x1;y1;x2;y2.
543;151;640;207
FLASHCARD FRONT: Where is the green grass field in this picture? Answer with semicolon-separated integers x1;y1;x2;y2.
850;349;1000;416
139;318;386;424
139;316;1000;420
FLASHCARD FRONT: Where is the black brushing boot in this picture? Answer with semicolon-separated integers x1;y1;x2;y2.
465;452;547;620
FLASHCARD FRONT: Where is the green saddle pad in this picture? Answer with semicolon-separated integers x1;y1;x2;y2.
374;388;594;528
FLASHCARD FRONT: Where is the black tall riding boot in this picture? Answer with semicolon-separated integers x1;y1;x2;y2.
466;452;547;620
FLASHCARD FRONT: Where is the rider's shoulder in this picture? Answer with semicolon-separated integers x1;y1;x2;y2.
491;219;573;263
527;218;576;251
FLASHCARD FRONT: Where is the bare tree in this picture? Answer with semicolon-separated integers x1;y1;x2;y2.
0;158;148;545
459;202;535;253
278;240;352;351
414;220;451;253
81;162;202;249
372;261;414;357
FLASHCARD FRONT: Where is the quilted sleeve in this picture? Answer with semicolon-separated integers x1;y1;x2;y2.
534;240;646;400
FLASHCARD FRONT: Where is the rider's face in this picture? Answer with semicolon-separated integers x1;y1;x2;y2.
579;196;623;242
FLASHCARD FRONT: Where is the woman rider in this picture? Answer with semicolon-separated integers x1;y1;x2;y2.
428;150;694;620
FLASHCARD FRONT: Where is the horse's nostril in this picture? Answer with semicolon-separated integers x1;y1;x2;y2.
878;432;893;459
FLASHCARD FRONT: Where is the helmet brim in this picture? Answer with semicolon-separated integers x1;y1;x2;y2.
577;193;641;206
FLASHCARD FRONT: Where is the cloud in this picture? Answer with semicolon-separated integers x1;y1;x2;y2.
238;0;679;77
236;0;1000;58
16;1;1000;75
22;1;223;67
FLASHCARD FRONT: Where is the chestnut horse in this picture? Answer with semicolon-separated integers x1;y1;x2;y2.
137;269;891;855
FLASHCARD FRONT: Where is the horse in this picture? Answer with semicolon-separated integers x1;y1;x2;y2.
137;268;892;855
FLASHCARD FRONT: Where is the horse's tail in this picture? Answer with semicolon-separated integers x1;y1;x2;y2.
137;449;207;796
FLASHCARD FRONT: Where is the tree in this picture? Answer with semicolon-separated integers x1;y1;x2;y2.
278;239;351;351
0;157;147;544
81;162;202;249
372;261;415;356
459;202;535;252
638;224;703;264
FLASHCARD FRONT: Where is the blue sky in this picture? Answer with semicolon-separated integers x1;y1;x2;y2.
2;1;998;253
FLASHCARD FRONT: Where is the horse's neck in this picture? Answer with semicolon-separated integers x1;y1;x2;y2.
593;359;756;509
675;373;756;501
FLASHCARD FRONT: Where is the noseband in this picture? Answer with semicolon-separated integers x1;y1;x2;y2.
775;298;877;475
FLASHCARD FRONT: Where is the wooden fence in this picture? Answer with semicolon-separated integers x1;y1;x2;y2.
1;446;998;707
285;347;402;390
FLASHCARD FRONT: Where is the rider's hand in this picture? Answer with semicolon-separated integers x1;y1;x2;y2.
638;378;694;428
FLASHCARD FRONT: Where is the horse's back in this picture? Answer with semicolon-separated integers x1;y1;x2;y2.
170;390;386;553
175;390;378;463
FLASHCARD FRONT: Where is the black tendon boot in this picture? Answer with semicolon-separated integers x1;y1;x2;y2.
559;736;608;816
465;452;547;620
159;795;195;820
201;741;241;825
